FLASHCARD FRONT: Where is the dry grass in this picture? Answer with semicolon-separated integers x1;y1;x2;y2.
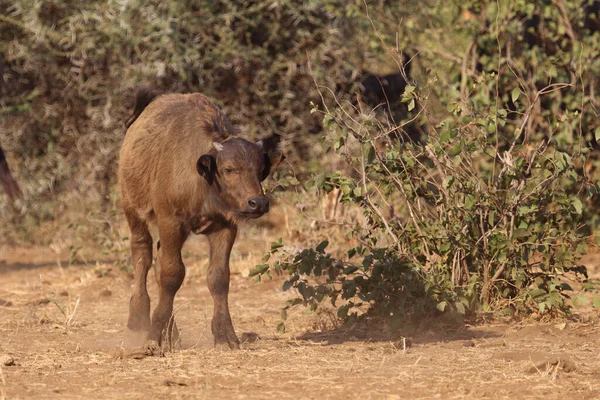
0;242;599;399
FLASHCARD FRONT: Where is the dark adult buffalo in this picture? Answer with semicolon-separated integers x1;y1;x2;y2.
356;56;425;143
120;87;284;350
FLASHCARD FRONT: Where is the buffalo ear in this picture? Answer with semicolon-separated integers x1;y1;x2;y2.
258;135;285;181
197;154;216;184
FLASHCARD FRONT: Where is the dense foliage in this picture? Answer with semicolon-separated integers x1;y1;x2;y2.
0;0;378;234
253;0;600;322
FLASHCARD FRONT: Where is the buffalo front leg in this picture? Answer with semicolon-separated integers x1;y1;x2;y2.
148;218;188;346
153;240;181;351
207;224;240;350
125;208;153;332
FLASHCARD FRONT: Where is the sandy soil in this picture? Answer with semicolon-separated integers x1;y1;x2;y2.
0;244;599;400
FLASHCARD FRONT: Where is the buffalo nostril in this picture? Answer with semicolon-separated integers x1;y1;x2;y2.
248;199;258;210
248;196;269;213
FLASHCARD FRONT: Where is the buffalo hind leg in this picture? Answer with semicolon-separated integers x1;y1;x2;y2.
125;208;153;332
207;224;240;350
148;218;188;346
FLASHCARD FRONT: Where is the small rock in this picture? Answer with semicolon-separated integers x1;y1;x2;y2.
29;298;50;306
463;340;476;347
100;289;112;297
0;355;15;366
241;332;260;343
0;299;13;307
59;291;69;297
561;359;577;373
164;379;188;387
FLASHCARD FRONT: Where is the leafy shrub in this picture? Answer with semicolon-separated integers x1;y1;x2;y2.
259;79;595;325
255;0;600;324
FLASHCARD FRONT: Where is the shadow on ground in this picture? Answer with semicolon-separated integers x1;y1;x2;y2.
295;319;503;346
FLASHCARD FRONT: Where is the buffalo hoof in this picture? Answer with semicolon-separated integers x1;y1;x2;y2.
127;313;151;333
214;340;240;351
127;293;151;332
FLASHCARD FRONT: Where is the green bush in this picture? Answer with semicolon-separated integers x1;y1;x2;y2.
255;0;600;324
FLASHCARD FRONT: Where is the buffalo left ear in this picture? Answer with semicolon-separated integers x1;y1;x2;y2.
197;154;216;185
257;136;285;181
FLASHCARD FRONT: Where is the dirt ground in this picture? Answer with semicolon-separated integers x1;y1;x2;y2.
1;240;600;400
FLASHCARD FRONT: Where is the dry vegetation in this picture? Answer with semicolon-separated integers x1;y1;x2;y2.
1;240;600;399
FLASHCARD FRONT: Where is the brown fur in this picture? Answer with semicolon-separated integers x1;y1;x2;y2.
119;88;284;349
0;145;22;201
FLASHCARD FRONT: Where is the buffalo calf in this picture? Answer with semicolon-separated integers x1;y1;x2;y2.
119;87;284;350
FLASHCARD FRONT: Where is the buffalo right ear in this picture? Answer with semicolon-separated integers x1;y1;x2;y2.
197;154;216;184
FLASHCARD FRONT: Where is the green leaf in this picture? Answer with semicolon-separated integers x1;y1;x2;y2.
488;211;496;226
558;283;573;291
344;282;357;298
439;242;451;253
595;127;600;143
316;240;329;253
592;297;600;310
343;265;359;274
436;301;447;312
455;301;466;314
270;239;284;252
367;145;376;164
513;228;529;239
277;322;286;333
440;129;451;144
449;140;463;156
529;288;547;299
408;98;415;111
511;87;520;103
337;304;350;319
322;113;333;129
464;194;476;210
347;248;357;259
443;176;454;189
518;205;538;215
249;264;269;277
497;251;507;264
571;197;582;215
